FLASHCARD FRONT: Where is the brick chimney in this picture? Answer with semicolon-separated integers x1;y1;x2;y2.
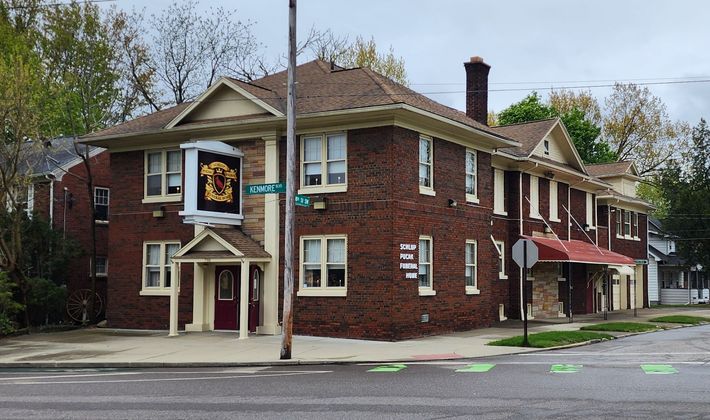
464;56;491;125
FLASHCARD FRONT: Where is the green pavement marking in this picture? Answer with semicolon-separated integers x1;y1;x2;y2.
550;364;582;373
367;364;407;373
641;364;678;374
455;363;496;373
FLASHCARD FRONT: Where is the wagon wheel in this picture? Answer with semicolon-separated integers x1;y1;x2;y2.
66;289;103;323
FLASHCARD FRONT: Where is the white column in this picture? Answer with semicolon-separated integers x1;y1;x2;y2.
239;261;250;339
260;136;281;334
169;261;180;337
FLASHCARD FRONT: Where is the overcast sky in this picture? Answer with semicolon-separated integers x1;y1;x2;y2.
115;0;710;125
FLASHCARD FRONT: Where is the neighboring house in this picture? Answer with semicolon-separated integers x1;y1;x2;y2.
648;217;708;305
26;137;111;320
80;57;650;340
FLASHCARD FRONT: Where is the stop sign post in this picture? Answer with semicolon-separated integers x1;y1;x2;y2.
512;239;539;347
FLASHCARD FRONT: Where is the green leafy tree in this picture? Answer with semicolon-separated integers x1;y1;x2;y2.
496;92;556;125
659;119;710;268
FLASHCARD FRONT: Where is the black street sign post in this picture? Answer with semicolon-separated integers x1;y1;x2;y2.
512;239;539;347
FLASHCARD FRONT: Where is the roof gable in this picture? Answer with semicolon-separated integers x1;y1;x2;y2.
166;78;284;129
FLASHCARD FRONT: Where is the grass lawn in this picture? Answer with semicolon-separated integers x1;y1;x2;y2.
649;315;710;325
488;331;613;348
580;322;660;333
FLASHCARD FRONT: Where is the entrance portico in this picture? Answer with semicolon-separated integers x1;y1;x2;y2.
168;227;272;338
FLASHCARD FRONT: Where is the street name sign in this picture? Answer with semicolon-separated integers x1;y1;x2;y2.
295;195;310;207
245;182;286;195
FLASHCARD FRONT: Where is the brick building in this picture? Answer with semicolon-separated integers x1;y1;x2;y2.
81;57;651;340
27;137;111;320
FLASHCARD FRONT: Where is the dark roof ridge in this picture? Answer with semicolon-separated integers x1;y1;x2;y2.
493;117;559;129
227;77;278;93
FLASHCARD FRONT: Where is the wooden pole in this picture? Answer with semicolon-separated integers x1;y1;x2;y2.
280;0;297;360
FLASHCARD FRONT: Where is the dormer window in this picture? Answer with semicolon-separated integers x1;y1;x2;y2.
543;139;550;155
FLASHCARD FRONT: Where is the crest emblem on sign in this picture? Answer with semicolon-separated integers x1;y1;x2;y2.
199;161;238;203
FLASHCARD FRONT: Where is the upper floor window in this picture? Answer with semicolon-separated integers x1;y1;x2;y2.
300;133;346;193
624;210;632;237
633;212;639;238
141;241;180;295
94;187;109;222
25;184;34;218
585;192;594;228
616;209;623;236
494;168;506;215
298;235;347;297
92;256;108;277
465;240;479;294
529;175;541;219
145;150;182;201
419;136;434;194
543;139;550;155
465;149;478;202
549;180;559;221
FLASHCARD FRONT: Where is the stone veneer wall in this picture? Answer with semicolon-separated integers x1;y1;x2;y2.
531;263;562;318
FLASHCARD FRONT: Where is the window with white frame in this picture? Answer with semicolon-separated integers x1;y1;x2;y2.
94;187;109;222
418;236;433;292
301;133;347;190
145;150;182;200
495;240;506;279
543;139;550;155
299;235;347;295
25;184;34;218
616;209;623;236
529;175;540;218
624;210;632;237
419;136;433;191
633;212;639;238
586;192;594;228
465;149;477;202
494;168;506;215
93;256;108;277
549;180;559;221
465;240;478;292
142;241;180;291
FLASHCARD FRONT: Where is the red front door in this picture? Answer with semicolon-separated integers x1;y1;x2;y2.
214;266;239;330
248;266;261;332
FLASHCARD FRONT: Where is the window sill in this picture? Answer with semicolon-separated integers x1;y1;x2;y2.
142;195;182;204
140;289;171;296
499;274;508;280
557;277;567;282
587;226;597;231
418;289;437;296
493;210;508;216
529;214;543;220
297;288;347;297
633;237;640;241
298;184;347;195
550;217;561;223
465;194;479;204
465;287;481;295
94;220;109;225
419;187;436;197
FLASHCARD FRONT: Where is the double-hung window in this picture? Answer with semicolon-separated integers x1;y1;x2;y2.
300;133;347;192
145;150;182;202
93;256;108;277
298;235;347;297
418;236;435;295
94;187;109;222
549;181;559;221
529;175;540;218
494;168;506;215
586;193;595;229
495;240;507;279
633;212;639;239
25;184;34;218
419;136;434;195
465;240;479;294
465;149;478;202
141;241;180;295
616;209;623;236
624;211;632;237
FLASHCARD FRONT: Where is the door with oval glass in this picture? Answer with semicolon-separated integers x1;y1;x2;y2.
214;266;239;330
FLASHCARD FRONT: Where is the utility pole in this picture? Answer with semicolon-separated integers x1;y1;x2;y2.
280;0;297;360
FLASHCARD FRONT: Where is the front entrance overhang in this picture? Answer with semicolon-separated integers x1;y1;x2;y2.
522;235;635;266
168;227;271;338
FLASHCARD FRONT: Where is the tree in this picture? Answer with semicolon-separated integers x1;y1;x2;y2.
658;119;710;269
549;89;602;125
603;83;688;176
310;32;408;85
495;93;616;164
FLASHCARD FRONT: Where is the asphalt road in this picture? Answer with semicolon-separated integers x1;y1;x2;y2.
1;325;710;419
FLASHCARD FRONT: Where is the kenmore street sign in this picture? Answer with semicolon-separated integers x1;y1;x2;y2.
245;182;286;195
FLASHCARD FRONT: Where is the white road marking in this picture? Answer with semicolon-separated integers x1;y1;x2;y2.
520;352;710;356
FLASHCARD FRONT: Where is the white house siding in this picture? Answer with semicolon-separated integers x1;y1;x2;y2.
648;257;659;304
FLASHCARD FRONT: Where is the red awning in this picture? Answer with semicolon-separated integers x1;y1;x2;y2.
522;236;635;266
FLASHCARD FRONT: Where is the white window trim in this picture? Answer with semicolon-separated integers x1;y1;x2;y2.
493;168;507;216
529;175;541;219
543;139;550;155
549;180;560;222
298;132;348;195
140;240;180;296
25;184;34;218
419;135;435;196
585;192;596;230
633;212;640;239
143;149;183;203
91;256;108;277
465;149;479;204
297;235;347;297
94;186;110;224
418;235;436;296
465;240;480;295
495;240;508;279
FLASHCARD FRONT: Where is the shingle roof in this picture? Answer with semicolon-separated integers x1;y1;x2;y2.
84;60;507;141
212;228;271;259
22;137;100;175
490;118;558;157
585;161;634;177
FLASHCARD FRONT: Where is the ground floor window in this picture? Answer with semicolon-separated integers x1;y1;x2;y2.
299;235;347;296
142;241;180;293
494;240;506;279
465;240;479;294
418;236;435;295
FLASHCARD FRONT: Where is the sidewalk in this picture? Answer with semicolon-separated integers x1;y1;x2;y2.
1;307;708;368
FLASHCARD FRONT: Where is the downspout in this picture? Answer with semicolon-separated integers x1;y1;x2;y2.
518;163;537;320
63;187;68;240
46;175;54;227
